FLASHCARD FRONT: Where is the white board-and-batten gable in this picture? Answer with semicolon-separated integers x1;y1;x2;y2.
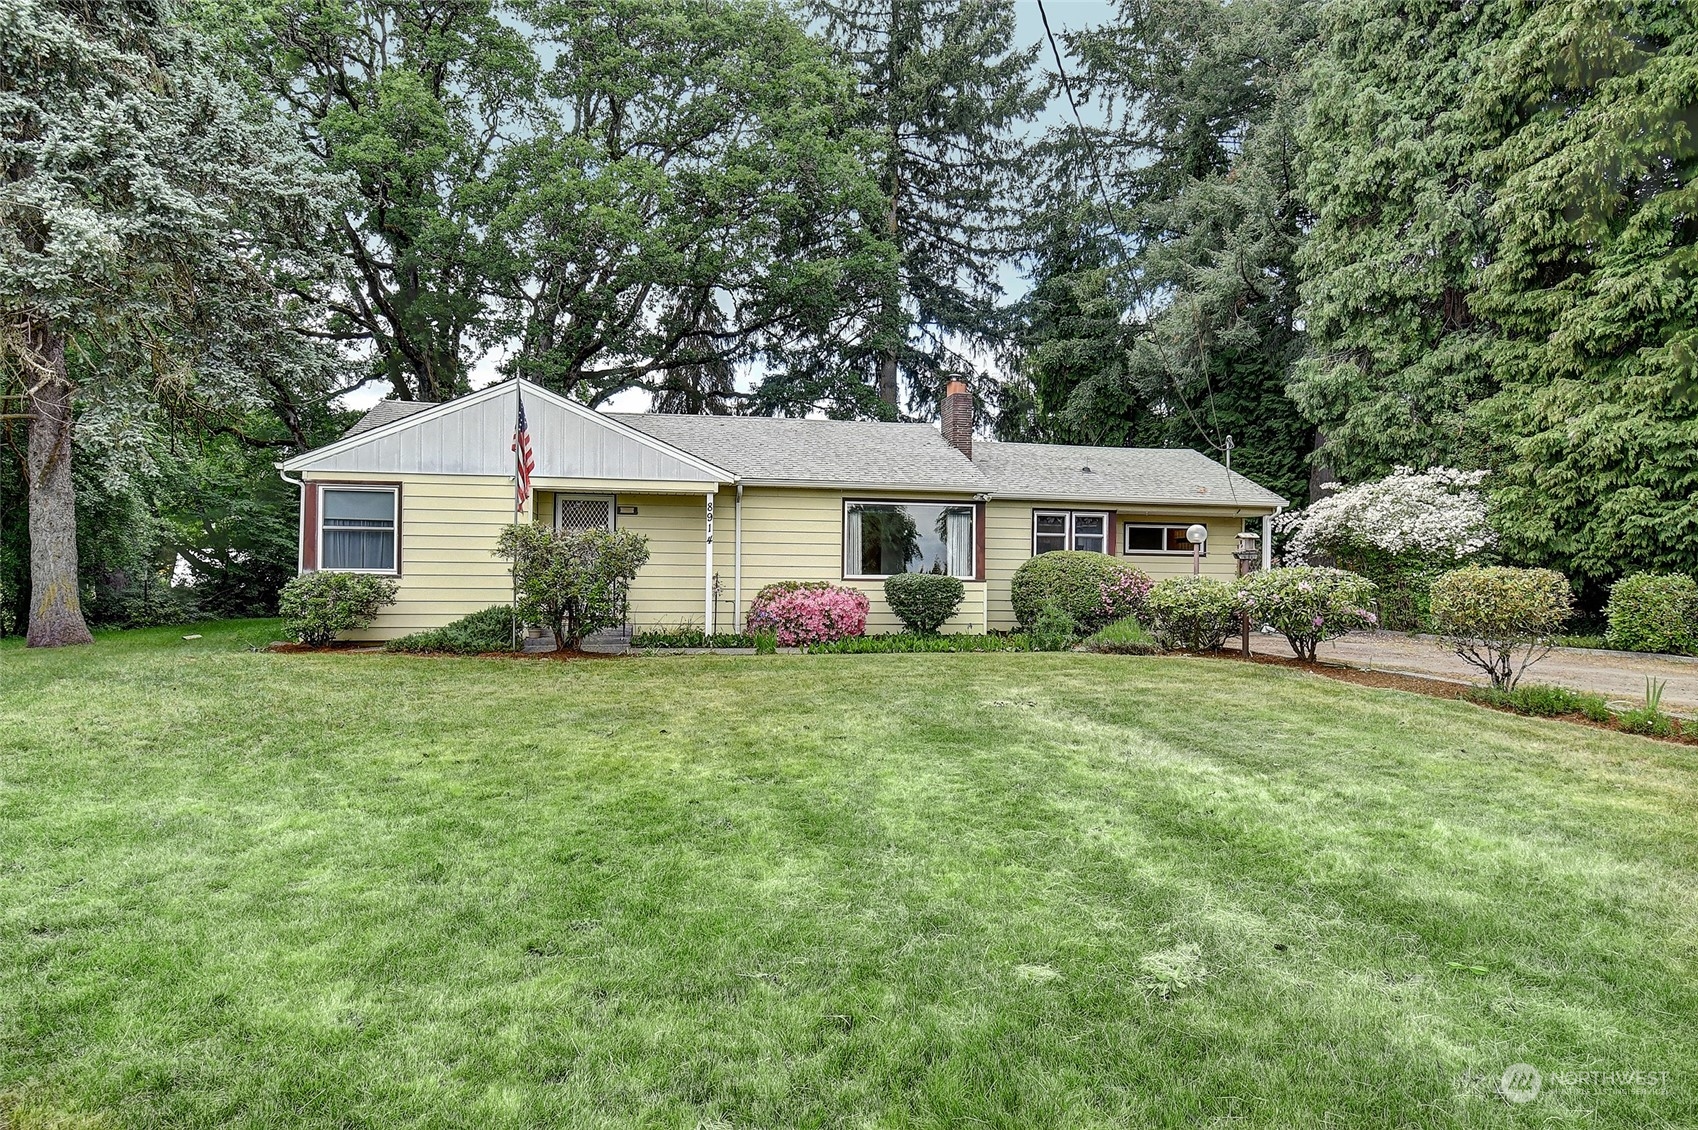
280;380;731;484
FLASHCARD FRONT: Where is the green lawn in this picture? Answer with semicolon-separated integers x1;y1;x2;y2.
2;621;1694;1128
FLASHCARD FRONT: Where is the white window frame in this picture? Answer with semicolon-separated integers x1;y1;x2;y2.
843;498;977;580
318;485;399;574
1032;509;1114;555
554;493;616;531
1123;522;1207;556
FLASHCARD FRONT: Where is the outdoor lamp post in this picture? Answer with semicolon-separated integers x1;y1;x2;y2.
1233;531;1261;657
1186;523;1208;577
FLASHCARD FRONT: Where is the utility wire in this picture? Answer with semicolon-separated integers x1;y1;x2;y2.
1035;0;1236;468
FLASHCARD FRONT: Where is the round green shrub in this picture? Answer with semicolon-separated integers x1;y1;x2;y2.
1145;575;1237;652
882;572;966;634
1009;552;1152;632
1429;566;1571;689
278;572;398;645
1604;572;1698;655
1236;566;1378;661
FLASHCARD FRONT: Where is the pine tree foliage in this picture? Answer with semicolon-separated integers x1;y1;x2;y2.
1006;0;1314;505
814;0;1043;417
1290;0;1506;483
1468;0;1698;585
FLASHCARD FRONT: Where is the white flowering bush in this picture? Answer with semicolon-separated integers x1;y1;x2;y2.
1236;567;1378;661
1276;467;1494;629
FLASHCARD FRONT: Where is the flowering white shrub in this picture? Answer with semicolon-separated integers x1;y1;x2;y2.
1277;467;1494;565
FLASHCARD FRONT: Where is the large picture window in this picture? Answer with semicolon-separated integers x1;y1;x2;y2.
320;486;398;572
1123;523;1206;556
1033;510;1113;555
844;500;976;579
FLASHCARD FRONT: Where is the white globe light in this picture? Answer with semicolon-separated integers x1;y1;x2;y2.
1186;523;1208;545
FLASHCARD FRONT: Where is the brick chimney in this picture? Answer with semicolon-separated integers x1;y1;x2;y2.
942;379;973;460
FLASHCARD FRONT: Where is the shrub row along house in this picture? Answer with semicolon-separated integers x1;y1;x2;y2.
279;379;1286;640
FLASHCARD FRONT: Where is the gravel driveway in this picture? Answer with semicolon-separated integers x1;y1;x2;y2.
1246;631;1698;715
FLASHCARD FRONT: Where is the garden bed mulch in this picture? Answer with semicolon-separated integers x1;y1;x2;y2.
1194;649;1698;746
266;641;616;660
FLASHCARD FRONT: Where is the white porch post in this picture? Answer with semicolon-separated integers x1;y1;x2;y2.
733;484;744;633
1261;512;1274;571
704;491;716;635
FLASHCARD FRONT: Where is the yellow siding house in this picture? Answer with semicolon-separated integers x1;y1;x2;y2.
279;379;1287;641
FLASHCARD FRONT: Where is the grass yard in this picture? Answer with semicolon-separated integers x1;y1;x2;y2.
2;621;1695;1128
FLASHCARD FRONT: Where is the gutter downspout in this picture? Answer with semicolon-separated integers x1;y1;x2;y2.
734;482;744;634
278;466;305;573
1262;504;1283;572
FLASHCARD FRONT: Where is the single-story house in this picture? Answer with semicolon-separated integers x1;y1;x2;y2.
278;378;1288;640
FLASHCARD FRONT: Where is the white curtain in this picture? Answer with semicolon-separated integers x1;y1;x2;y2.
946;508;973;577
844;505;863;574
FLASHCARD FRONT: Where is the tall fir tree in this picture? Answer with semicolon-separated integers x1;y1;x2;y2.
1007;0;1314;505
814;0;1043;418
1290;0;1506;485
1468;0;1698;587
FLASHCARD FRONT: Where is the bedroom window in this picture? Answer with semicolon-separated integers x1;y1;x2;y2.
1123;523;1206;556
1033;510;1112;555
844;500;976;579
320;486;398;572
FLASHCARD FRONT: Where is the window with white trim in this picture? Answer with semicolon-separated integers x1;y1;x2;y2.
844;500;975;578
1033;510;1112;555
1123;523;1206;556
320;486;398;572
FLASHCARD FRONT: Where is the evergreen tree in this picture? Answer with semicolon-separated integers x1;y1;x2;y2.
1290;0;1506;484
1469;0;1698;586
814;0;1043;417
1010;0;1314;504
1;0;341;645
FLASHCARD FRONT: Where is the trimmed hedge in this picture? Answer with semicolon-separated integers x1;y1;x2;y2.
1145;576;1237;652
1009;552;1152;632
883;572;965;634
1429;566;1571;690
385;606;518;654
278;572;398;645
1605;572;1698;655
1236;566;1377;661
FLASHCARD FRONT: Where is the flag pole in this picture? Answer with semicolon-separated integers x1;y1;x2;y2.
511;384;522;652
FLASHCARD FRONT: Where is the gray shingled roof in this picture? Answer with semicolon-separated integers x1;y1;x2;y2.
974;439;1287;507
613;413;988;490
338;396;1284;507
344;399;435;438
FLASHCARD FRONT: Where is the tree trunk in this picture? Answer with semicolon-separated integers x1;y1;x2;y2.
877;349;899;411
24;322;93;647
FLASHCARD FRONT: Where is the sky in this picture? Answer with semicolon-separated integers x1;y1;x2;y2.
342;0;1121;413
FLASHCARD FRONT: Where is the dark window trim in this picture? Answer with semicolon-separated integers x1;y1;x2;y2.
308;480;404;576
1122;521;1207;556
841;497;982;582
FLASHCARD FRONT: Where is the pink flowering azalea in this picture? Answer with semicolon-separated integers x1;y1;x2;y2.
748;584;870;646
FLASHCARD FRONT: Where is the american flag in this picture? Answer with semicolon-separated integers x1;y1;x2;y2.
512;390;535;513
